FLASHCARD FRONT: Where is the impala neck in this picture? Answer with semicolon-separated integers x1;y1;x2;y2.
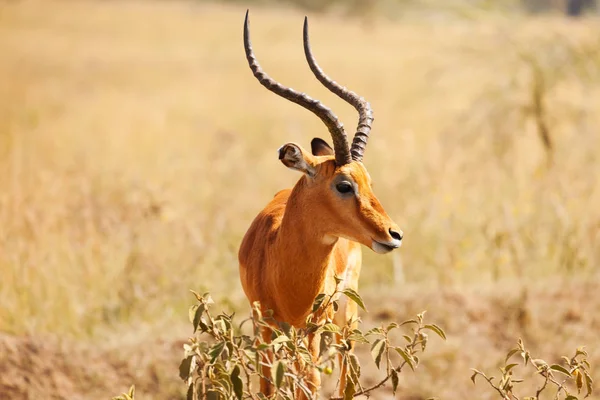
275;177;338;324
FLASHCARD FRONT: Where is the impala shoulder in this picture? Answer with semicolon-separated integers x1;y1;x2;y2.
273;188;292;201
241;190;289;252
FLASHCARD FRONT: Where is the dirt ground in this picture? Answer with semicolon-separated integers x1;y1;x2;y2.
0;333;184;400
1;278;598;400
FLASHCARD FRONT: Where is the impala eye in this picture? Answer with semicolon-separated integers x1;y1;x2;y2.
335;181;353;194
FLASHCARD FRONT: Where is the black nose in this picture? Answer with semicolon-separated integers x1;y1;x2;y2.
389;228;403;241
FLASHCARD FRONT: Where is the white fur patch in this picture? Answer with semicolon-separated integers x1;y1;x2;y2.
322;235;338;245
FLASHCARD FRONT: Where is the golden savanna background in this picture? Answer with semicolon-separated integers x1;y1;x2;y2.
1;0;599;399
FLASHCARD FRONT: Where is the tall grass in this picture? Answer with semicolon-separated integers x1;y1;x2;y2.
0;0;599;338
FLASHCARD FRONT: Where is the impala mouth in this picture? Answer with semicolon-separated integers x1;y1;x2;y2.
371;239;402;254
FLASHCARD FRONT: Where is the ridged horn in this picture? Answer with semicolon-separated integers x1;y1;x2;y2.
303;17;374;162
244;10;351;166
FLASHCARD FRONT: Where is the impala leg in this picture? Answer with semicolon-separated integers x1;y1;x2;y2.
295;331;322;400
303;331;322;400
334;298;358;397
336;338;348;398
260;326;274;396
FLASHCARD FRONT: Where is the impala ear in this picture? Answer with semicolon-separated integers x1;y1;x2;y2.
278;143;317;177
311;137;334;156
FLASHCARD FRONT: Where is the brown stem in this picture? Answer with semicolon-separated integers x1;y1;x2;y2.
235;347;258;400
330;328;423;399
535;372;549;399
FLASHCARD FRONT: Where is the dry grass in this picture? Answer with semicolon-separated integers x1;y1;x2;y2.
0;0;599;397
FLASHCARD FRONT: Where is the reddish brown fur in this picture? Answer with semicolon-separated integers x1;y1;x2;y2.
238;144;400;397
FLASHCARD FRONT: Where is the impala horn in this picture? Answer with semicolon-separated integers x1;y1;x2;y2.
303;17;374;162
243;10;352;166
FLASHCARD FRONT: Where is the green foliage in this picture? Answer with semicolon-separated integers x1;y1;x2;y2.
110;289;596;400
471;338;594;400
179;289;445;399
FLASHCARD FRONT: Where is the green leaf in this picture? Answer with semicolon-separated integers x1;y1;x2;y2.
366;327;384;336
550;364;571;376
188;305;198;324
370;339;386;369
320;323;341;333
387;322;399;331
218;314;233;331
127;385;135;398
521;351;530;365
470;372;478;385
343;379;356;400
532;359;548;371
186;383;194;400
348;353;361;381
505;348;519;362
584;370;593;397
391;369;399;395
209;342;225;363
279;321;292;336
312;293;327;313
206;389;220;400
504;363;519;373
273;361;285;388
272;334;290;344
214;319;227;335
230;365;243;400
565;396;579;400
347;331;369;344
576;346;588;358
256;343;270;351
305;321;319;334
342;288;367;312
400;319;418;326
203;293;214;304
470;369;483;385
423;324;446;340
179;356;194;380
190;289;203;302
297;346;313;363
395;347;414;371
575;369;584;392
193;304;206;333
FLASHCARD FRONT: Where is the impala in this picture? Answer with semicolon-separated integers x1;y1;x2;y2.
239;11;403;398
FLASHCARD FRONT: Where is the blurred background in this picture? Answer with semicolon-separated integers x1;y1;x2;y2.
0;0;599;399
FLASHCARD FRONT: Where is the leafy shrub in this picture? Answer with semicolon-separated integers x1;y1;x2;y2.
112;289;595;400
179;289;446;399
472;338;594;400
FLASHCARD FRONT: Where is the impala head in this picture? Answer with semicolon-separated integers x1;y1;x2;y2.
244;11;403;253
